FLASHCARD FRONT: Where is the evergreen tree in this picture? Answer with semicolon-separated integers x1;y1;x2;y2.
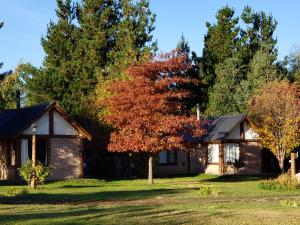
176;34;204;111
107;0;156;78
201;6;279;115
201;6;240;87
26;0;79;114
206;58;243;116
239;6;278;67
235;47;281;112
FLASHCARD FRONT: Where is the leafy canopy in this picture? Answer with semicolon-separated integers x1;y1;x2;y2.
248;80;300;171
102;51;205;153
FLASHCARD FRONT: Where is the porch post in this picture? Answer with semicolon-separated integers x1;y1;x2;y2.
31;124;38;189
219;143;224;175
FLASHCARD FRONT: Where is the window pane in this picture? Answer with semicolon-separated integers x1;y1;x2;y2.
169;151;176;163
223;143;239;163
159;151;167;164
21;139;29;165
208;144;219;163
37;140;47;165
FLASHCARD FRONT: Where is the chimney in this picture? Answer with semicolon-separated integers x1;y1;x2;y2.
16;90;20;110
196;103;201;121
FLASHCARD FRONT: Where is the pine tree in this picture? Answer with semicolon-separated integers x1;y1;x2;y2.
239;6;278;67
107;0;156;78
206;58;243;116
27;0;79;114
202;6;279;115
176;34;203;111
235;46;281;112
201;6;240;87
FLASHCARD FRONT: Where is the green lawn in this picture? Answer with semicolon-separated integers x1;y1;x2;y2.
1;175;300;225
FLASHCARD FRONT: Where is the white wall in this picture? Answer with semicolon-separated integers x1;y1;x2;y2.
244;122;259;140
53;111;78;135
23;112;49;135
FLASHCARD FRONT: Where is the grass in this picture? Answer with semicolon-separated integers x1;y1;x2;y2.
0;174;300;224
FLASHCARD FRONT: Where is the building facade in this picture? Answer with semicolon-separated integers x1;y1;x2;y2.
0;102;91;180
157;114;262;176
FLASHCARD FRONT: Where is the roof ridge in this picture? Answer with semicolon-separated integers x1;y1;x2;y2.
18;102;54;110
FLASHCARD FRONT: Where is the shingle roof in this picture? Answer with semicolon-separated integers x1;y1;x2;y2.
0;103;53;139
202;114;247;142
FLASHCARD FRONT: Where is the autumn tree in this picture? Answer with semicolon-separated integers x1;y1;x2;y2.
102;51;205;184
248;80;300;173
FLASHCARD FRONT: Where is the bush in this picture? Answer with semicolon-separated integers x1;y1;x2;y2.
2;187;28;197
198;186;221;197
279;199;298;208
224;159;245;174
258;173;299;191
18;160;52;186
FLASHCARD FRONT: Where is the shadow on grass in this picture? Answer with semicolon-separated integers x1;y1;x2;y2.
0;204;195;225
0;205;150;223
0;180;26;186
0;187;197;205
61;185;102;188
201;174;276;182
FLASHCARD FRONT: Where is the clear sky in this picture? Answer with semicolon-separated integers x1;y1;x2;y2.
0;0;300;72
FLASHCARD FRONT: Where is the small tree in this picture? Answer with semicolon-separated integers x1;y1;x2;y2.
248;80;300;173
18;161;52;186
102;51;205;184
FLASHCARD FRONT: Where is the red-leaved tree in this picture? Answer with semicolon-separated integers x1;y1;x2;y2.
102;51;205;184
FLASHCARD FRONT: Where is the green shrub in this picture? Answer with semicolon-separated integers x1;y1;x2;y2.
258;173;299;191
18;160;52;186
279;199;298;208
2;187;28;197
199;186;221;197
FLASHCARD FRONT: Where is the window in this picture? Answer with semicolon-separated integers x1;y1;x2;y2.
223;143;240;163
21;139;48;165
158;150;177;165
208;144;219;163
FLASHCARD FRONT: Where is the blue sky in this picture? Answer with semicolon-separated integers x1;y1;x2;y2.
0;0;300;72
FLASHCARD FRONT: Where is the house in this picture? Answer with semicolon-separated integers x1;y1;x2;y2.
0;102;92;180
157;114;262;176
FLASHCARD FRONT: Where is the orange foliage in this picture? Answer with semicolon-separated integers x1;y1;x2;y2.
102;51;205;153
248;80;300;172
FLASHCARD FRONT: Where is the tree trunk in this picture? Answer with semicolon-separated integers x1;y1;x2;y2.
148;155;154;184
278;156;285;174
291;152;296;178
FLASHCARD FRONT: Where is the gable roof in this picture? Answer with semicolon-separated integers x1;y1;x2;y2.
0;102;92;140
203;114;247;142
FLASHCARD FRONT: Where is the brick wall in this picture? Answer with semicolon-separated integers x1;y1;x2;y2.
50;138;82;179
157;146;206;176
239;142;262;174
157;151;188;176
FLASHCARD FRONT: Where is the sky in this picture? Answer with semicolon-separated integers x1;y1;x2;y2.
0;0;300;72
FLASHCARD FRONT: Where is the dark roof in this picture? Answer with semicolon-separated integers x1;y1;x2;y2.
0;103;53;139
202;114;247;142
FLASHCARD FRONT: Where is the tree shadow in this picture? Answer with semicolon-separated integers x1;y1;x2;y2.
0;187;196;205
0;204;195;225
0;205;150;223
60;185;102;188
201;174;276;182
0;180;26;186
